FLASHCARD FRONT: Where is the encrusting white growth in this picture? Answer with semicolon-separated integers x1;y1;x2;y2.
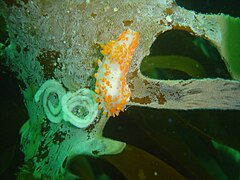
34;79;66;123
61;88;98;128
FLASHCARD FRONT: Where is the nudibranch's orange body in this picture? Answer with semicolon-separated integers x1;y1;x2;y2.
95;29;139;117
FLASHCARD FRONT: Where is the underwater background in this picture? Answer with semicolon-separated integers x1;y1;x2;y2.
0;0;240;179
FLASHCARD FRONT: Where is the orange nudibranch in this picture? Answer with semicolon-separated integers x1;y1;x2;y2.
95;29;139;117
